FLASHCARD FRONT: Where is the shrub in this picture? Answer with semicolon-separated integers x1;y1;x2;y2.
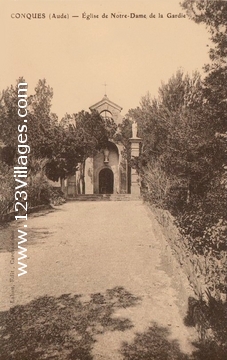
141;162;187;210
49;187;66;206
0;162;14;214
27;173;52;208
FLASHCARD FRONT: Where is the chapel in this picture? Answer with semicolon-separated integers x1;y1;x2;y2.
61;95;131;196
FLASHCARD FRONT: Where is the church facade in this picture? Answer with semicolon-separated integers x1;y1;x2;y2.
62;95;130;197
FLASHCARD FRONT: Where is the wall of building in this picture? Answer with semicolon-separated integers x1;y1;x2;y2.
89;95;123;125
95;103;122;124
61;96;130;196
93;143;119;194
84;157;93;194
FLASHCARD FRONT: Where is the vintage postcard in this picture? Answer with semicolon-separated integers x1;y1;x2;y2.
0;1;226;359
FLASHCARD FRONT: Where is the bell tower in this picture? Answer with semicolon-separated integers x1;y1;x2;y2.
89;94;123;124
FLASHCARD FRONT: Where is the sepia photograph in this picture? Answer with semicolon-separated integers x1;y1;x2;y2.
0;0;226;359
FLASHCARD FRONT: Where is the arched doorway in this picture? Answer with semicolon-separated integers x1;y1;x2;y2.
99;168;114;194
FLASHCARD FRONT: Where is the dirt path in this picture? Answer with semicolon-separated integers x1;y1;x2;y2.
0;201;198;359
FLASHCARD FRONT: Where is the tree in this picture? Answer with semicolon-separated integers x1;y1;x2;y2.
45;124;82;182
59;113;76;128
122;70;225;211
0;78;28;165
0;79;117;186
73;110;117;193
181;0;227;133
0;78;58;164
181;0;227;68
179;0;227;244
114;116;133;159
29;79;58;159
0;161;14;214
48;109;117;189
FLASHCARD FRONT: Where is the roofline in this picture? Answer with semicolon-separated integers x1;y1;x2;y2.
89;97;123;112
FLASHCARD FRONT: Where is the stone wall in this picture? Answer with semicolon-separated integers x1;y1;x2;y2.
149;205;226;304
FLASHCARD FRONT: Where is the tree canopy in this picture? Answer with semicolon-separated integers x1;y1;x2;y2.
181;0;227;133
0;79;117;183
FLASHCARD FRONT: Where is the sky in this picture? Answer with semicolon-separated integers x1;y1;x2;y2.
0;0;211;119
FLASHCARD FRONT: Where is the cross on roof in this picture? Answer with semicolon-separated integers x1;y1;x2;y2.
102;82;108;96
